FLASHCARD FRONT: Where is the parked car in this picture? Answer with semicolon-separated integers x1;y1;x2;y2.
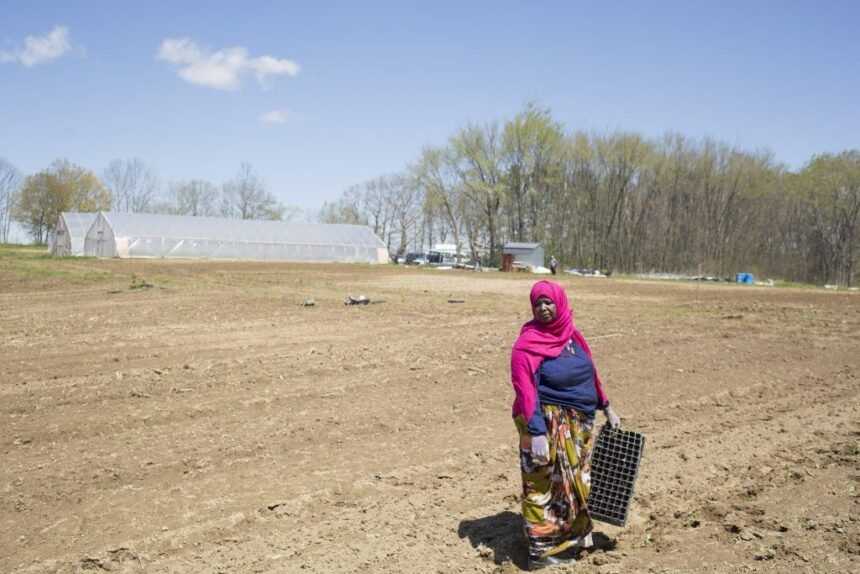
405;252;428;265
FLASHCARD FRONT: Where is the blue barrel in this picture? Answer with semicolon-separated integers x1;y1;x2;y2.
735;273;755;284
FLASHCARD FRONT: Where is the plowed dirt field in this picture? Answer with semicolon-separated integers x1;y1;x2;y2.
2;253;858;573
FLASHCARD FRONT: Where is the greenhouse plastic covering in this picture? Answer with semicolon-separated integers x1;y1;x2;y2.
83;212;389;263
50;212;98;256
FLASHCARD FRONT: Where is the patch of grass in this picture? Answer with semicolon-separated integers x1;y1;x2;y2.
129;275;155;289
1;260;79;279
785;468;803;481
682;512;700;528
1;245;125;284
0;244;51;260
770;280;821;290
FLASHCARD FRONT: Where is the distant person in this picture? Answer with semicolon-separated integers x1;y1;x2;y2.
550;256;558;275
509;280;621;569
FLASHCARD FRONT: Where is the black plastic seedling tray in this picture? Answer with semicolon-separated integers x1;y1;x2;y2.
587;425;645;527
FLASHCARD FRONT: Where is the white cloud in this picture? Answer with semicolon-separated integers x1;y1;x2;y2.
157;38;300;90
0;25;72;67
258;109;291;124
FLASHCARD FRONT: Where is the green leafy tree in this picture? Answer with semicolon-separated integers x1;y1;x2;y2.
501;102;566;242
12;159;110;244
450;122;504;266
317;102;855;283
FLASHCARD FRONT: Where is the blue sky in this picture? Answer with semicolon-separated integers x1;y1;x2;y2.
2;0;858;220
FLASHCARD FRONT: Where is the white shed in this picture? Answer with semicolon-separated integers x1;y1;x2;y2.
50;212;98;256
503;242;545;269
83;212;389;263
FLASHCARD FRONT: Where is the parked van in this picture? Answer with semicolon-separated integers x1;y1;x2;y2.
428;250;456;265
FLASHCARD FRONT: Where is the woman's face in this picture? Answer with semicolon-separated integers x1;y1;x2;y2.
532;296;557;324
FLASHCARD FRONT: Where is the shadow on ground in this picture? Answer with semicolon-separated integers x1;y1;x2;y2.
459;511;618;571
458;511;527;569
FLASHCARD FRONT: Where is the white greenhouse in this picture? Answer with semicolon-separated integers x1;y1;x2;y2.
82;212;390;263
50;212;98;256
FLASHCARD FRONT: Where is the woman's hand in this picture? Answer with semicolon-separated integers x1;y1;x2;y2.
531;434;550;464
603;405;621;429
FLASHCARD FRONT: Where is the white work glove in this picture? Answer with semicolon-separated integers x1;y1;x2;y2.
603;405;621;430
530;434;550;463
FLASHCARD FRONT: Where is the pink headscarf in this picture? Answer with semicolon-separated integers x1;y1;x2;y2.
510;280;607;420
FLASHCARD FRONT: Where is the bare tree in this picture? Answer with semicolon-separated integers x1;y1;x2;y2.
319;189;365;224
221;162;284;220
158;180;219;216
413;145;465;261
103;158;159;213
357;177;394;239
385;172;424;259
650;133;699;272
590;131;650;271
0;158;22;243
280;204;307;222
794;151;860;286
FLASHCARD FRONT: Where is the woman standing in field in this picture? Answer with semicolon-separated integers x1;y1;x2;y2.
510;280;621;570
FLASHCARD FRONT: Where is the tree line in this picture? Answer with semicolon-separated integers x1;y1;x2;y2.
320;104;859;287
0;159;300;245
2;104;857;286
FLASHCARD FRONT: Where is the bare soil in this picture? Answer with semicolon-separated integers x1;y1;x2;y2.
1;255;858;573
